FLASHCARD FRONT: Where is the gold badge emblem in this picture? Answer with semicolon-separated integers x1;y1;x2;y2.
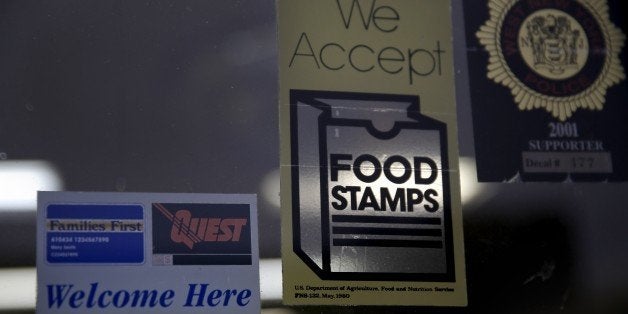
477;0;625;121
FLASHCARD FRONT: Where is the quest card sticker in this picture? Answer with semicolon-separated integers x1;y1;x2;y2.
464;0;628;182
279;0;467;306
37;192;259;313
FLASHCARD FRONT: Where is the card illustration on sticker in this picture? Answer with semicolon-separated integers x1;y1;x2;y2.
45;204;145;264
465;0;628;182
290;90;454;282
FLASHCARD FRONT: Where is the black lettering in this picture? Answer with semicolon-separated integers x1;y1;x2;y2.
336;0;377;30
358;186;381;211
383;155;411;184
320;43;346;70
414;157;438;184
381;187;406;212
372;5;399;32
406;189;423;212
331;186;348;210
289;32;319;68
353;154;381;183
378;47;405;74
346;186;361;210
330;154;352;181
424;189;439;212
349;44;375;72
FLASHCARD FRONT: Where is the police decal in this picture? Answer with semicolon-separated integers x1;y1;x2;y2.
477;0;625;121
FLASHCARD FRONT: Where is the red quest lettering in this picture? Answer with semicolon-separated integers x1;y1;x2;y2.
170;210;247;249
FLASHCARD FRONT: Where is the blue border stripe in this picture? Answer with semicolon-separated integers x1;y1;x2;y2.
47;204;143;219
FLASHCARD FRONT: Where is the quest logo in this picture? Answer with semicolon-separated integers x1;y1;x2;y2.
152;203;252;266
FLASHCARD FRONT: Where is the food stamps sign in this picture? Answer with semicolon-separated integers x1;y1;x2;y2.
279;0;467;306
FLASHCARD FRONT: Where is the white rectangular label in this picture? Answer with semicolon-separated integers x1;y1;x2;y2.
37;192;259;313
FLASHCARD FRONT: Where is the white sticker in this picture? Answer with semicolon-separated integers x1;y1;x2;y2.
37;192;259;313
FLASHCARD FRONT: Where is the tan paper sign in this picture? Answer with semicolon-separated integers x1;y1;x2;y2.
279;0;467;306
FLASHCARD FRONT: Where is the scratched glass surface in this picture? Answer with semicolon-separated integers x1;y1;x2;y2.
0;0;627;313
